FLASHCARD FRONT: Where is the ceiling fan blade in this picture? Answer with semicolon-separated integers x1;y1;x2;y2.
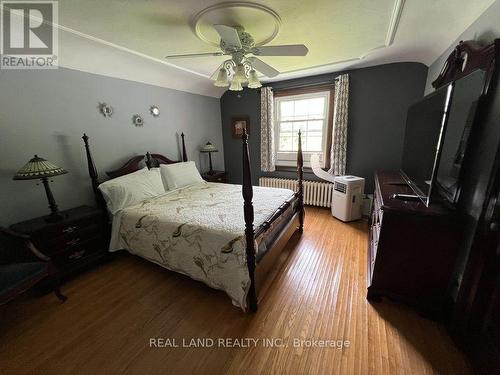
252;44;309;56
213;24;242;49
247;57;280;78
165;52;224;59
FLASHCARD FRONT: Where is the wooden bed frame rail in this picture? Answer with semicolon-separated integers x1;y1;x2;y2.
82;130;303;313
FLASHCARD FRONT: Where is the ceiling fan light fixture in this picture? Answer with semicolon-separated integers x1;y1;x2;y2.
248;70;262;89
167;24;306;92
234;64;247;83
214;68;229;87
229;79;243;91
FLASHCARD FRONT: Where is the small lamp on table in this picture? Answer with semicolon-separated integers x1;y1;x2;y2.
200;142;218;175
13;155;68;223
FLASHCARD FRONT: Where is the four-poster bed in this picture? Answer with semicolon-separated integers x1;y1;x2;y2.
81;131;304;311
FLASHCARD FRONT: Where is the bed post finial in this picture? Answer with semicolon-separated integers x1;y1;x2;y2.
242;129;257;312
82;133;105;209
181;133;188;162
145;152;153;169
297;130;304;232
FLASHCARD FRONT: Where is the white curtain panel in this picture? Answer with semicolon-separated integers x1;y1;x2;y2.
328;74;350;176
260;86;276;172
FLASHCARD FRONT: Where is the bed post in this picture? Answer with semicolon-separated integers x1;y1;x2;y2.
242;129;258;312
82;133;105;210
145;152;153;169
297;130;304;232
181;133;188;162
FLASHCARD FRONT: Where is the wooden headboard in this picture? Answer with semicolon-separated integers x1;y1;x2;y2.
106;151;185;179
81;133;188;208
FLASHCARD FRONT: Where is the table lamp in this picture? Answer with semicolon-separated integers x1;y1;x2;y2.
200;142;218;175
13;155;68;222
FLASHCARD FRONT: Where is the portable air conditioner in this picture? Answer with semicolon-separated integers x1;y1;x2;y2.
331;175;365;222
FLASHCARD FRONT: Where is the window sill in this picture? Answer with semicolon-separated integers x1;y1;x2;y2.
273;165;332;173
275;165;311;172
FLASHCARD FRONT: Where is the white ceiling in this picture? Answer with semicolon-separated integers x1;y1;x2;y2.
51;0;495;97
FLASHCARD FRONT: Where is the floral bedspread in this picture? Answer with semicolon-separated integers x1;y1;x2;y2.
115;182;295;310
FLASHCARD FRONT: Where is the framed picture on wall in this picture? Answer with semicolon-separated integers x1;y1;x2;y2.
232;117;250;138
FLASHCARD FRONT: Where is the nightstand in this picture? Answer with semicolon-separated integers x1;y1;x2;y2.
201;171;227;183
10;205;110;279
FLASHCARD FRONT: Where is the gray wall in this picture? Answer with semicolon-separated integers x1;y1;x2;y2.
220;62;428;192
425;0;500;93
0;67;223;226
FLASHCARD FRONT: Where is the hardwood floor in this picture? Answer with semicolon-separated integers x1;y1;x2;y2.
0;207;470;374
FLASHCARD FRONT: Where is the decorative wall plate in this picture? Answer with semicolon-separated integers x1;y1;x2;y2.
150;105;160;117
132;114;144;127
98;103;113;117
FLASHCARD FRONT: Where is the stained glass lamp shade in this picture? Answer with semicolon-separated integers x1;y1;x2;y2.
13;155;67;180
200;142;218;175
13;155;68;222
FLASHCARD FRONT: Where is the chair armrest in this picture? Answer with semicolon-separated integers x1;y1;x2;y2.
0;227;50;263
26;242;50;262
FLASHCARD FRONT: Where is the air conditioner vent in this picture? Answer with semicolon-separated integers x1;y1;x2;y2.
335;182;347;194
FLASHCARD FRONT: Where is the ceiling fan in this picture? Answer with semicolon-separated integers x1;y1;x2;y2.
166;25;309;91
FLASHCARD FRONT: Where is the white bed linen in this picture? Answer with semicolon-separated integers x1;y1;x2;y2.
99;167;165;214
108;182;295;310
159;161;203;190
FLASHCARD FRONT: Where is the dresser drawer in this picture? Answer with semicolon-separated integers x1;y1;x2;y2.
33;216;106;242
368;237;377;286
373;191;383;224
35;224;109;254
52;237;108;266
371;224;380;248
10;206;106;238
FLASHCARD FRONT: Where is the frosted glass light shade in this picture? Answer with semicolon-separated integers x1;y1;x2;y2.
229;79;243;91
234;64;247;83
248;70;262;88
214;68;229;87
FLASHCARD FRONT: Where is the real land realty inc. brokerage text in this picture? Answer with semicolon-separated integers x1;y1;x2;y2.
149;337;351;349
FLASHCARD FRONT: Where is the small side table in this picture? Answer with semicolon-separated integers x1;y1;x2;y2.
201;171;227;183
9;205;110;280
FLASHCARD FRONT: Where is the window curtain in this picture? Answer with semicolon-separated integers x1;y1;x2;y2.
260;86;276;172
328;74;349;176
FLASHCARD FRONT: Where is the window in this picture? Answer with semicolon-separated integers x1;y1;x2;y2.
274;90;332;168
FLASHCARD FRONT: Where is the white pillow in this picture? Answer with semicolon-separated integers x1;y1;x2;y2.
160;161;204;190
98;167;165;214
148;168;165;193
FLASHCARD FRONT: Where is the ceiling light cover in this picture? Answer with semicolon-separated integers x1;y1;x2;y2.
214;68;229;87
229;79;243;91
248;70;262;88
234;64;247;83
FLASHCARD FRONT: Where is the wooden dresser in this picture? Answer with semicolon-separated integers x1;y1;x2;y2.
368;171;463;316
10;206;110;279
201;171;227;183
